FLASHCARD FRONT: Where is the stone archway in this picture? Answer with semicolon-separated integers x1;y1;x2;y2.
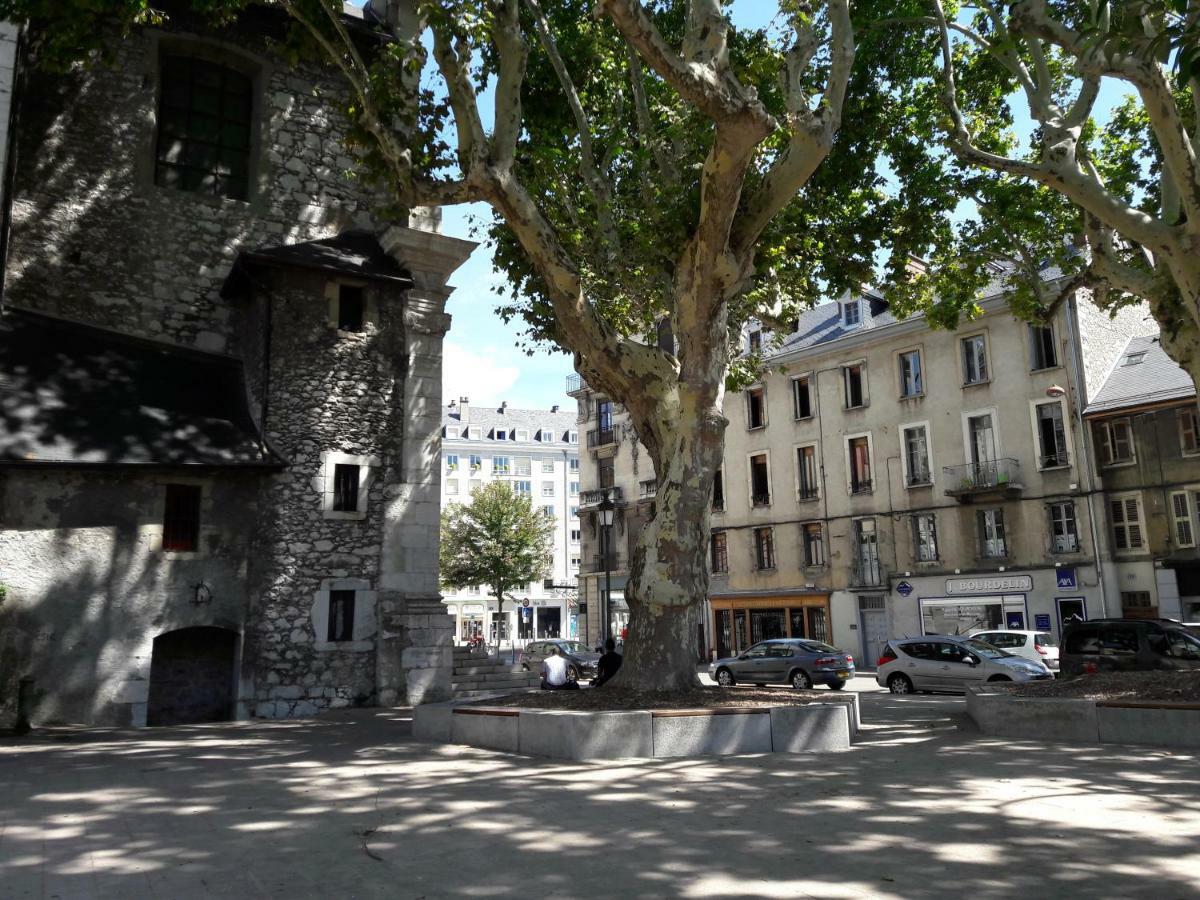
146;626;238;726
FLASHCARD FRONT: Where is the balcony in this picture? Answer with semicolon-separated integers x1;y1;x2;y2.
587;427;615;450
850;556;886;588
581;553;625;574
751;492;772;508
639;480;658;500
943;458;1023;501
565;373;584;394
579;487;624;508
850;478;873;495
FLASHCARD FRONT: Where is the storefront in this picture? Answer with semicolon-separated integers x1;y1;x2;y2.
446;602;487;644
710;592;832;660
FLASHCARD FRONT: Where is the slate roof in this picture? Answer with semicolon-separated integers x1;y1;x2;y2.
0;309;283;467
765;289;898;358
221;230;412;299
1085;334;1195;416
442;403;578;446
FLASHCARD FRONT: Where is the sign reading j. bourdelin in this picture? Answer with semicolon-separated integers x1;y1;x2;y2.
944;575;1033;595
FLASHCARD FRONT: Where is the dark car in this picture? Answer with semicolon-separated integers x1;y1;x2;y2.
520;639;601;682
1060;618;1200;676
709;638;855;690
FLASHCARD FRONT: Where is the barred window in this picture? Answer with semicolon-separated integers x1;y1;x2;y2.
333;464;360;512
156;55;253;200
711;532;729;574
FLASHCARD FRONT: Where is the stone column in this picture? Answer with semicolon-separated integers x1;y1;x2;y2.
376;225;475;706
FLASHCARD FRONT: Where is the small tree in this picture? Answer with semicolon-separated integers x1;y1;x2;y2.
440;482;556;650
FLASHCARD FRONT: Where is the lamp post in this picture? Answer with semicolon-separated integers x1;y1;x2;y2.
598;492;615;645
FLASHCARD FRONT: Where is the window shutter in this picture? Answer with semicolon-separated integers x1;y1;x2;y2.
1182;411;1198;453
1124;497;1143;548
1098;424;1113;465
1172;492;1194;547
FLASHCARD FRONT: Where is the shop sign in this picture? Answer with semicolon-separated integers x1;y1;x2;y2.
462;604;486;615
1056;568;1077;589
1035;613;1052;630
944;575;1032;595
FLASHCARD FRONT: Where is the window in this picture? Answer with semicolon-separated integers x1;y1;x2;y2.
901;424;931;486
842;300;861;327
1099;422;1132;468
469;454;483;470
747;386;766;429
848;435;871;494
1170;491;1196;547
912;514;938;562
492;456;511;475
446;453;459;470
713;469;725;511
898;349;923;398
333;464;361;512
570;505;579;519
796;445;818;500
1030;323;1057;369
1180;408;1200;456
597;400;613;432
446;480;459;495
977;508;1007;558
802;522;825;568
1111;495;1145;550
542;458;555;473
542;482;556;497
495;429;508;441
750;454;771;506
753;527;775;570
792;376;812;419
514;480;532;497
570;529;581;543
446;426;460;439
711;532;729;574
1049;501;1079;553
328;590;355;642
515;429;529;442
468;426;483;440
163;484;201;551
569;482;579;496
155;54;253;200
569;458;580;473
568;430;579;444
962;334;989;385
541;504;555;517
748;329;762;353
337;285;365;332
1035;401;1069;468
570;556;580;569
515;457;532;477
1122;351;1146;366
470;479;483;493
843;364;865;409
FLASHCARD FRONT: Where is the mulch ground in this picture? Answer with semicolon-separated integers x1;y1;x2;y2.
471;685;837;711
1004;671;1200;702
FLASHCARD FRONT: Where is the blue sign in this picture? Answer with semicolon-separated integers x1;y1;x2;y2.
1006;611;1026;629
896;581;913;597
1056;568;1077;589
521;607;531;620
1035;613;1052;631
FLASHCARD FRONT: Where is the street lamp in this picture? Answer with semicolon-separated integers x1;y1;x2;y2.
598;491;616;645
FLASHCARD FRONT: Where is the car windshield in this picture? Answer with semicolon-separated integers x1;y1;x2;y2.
796;641;839;654
965;638;1010;659
1035;632;1057;647
557;641;591;654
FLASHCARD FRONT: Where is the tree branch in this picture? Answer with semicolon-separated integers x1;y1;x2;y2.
626;41;679;186
430;26;488;177
490;0;526;168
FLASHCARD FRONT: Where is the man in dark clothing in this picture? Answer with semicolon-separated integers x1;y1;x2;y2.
592;637;623;688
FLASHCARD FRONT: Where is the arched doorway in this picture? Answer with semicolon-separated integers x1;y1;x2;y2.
146;627;238;726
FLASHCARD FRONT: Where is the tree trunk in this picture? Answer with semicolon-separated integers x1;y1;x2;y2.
607;394;726;691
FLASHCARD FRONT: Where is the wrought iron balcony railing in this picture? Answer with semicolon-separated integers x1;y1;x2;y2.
587;428;615;449
581;553;625;574
565;373;584;394
943;458;1022;497
579;487;623;507
850;557;885;587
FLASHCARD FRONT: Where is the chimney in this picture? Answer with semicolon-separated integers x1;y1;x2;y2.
551;404;559;413
459;396;470;424
905;254;928;278
500;401;508;414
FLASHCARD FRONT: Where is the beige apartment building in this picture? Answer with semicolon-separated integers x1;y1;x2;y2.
571;280;1159;665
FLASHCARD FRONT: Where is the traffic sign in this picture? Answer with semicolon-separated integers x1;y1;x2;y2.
896;581;913;597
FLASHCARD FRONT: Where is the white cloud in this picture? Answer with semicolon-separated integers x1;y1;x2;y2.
441;340;521;407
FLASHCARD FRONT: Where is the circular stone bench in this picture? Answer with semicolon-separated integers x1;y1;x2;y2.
413;694;857;761
966;687;1200;749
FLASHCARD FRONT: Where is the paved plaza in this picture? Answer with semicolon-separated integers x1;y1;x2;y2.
2;681;1198;899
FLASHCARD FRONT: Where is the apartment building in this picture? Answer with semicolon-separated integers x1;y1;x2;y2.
440;398;580;645
1084;335;1200;622
572;282;1159;666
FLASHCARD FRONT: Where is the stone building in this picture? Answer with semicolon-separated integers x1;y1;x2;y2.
439;398;580;645
0;6;472;728
570;280;1167;667
1084;335;1200;622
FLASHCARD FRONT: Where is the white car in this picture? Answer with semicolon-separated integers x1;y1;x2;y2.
876;636;1052;694
971;630;1060;671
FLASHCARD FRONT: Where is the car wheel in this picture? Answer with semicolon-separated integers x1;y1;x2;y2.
827;680;846;691
987;674;1012;683
716;668;735;687
567;666;580;682
790;670;813;690
887;673;914;695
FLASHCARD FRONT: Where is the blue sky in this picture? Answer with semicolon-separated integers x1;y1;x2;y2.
434;4;1135;412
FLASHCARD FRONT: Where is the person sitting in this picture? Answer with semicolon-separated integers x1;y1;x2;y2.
592;637;623;688
540;645;578;690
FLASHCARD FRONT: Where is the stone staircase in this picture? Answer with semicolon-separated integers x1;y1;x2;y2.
451;647;540;699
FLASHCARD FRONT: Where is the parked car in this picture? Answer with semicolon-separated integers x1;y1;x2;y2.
876;636;1052;694
520;639;601;682
709;638;856;690
970;629;1060;671
1060;619;1200;676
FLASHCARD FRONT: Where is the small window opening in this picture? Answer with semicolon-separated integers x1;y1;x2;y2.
338;285;365;332
163;484;202;552
333;464;361;512
328;590;356;642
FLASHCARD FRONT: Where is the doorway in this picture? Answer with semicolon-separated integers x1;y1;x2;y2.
537;607;561;639
146;626;238;726
858;595;887;668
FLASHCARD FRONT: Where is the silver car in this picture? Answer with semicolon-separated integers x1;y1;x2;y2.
876;636;1051;694
709;638;856;690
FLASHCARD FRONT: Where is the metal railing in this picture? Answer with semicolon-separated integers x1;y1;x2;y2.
850;556;885;587
639;480;658;499
565;373;584;393
906;471;932;487
943;458;1021;493
850;478;873;495
751;492;772;507
579;487;623;507
798;486;819;500
1039;452;1070;469
587;428;615;449
581;553;625;574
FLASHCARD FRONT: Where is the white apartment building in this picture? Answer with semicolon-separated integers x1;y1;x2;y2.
440;397;581;646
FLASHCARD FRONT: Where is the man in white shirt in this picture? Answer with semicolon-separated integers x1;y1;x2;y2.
540;645;578;690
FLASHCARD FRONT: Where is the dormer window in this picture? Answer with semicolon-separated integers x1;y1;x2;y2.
495;429;508;441
468;426;482;440
445;426;460;439
1122;351;1146;367
515;429;530;442
842;300;861;327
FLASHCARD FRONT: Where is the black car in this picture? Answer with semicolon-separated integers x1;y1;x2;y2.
520;639;601;682
1060;618;1200;676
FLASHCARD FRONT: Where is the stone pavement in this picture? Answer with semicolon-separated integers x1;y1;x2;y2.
2;687;1198;899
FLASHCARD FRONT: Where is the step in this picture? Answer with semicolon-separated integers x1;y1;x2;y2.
451;687;540;700
452;675;541;691
452;664;528;676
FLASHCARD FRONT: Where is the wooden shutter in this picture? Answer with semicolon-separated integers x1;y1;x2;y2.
1172;492;1194;547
